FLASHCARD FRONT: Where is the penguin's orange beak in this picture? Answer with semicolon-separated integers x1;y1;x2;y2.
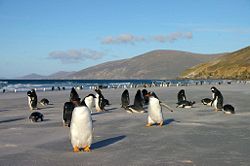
145;93;151;97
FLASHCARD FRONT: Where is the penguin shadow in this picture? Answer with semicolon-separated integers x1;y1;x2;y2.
0;109;9;113
0;117;26;124
91;135;126;150
163;118;176;126
91;108;117;116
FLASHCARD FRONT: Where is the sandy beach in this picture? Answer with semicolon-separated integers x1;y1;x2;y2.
0;83;250;166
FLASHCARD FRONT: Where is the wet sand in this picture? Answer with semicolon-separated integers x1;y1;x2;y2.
0;83;250;166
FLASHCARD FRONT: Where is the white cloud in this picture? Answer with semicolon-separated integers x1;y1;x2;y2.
101;34;145;44
101;32;192;45
49;49;105;63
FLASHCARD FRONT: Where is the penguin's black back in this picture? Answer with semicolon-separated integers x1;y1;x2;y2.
63;102;75;126
29;112;44;122
223;104;235;114
121;89;130;108
177;89;186;102
133;90;143;109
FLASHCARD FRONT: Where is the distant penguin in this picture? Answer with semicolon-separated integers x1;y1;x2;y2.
40;98;49;106
63;102;75;127
146;92;164;127
121;89;130;109
201;98;212;106
177;89;186;102
29;111;44;122
176;100;195;108
223;104;235;114
82;94;96;113
127;89;145;113
211;87;223;111
70;100;93;152
95;89;107;112
142;89;149;105
70;88;81;107
27;89;38;110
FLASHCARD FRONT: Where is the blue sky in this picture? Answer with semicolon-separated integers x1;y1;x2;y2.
0;0;250;78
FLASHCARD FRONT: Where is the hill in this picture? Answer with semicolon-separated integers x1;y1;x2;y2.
69;50;218;79
181;46;250;80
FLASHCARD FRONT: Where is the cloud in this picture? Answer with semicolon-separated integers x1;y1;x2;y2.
101;32;192;45
153;32;193;43
48;49;105;63
101;34;145;44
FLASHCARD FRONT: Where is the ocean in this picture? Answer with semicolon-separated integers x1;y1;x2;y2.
0;79;222;93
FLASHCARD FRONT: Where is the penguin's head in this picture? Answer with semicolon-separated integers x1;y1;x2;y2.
146;91;159;99
70;88;80;101
85;94;96;98
142;89;148;96
211;86;218;93
27;90;32;97
179;89;185;95
95;88;102;95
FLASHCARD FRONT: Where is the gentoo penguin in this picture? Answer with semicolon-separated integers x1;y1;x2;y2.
211;87;223;111
142;89;149;105
70;100;93;152
63;102;75;127
223;104;235;114
145;92;164;127
201;98;213;106
82;94;96;113
39;98;49;106
176;100;195;108
29;111;44;122
177;89;186;102
121;89;130;109
95;89;107;112
27;89;38;110
70;88;81;107
127;89;145;113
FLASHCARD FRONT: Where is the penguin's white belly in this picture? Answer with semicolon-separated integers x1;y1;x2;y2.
85;97;94;113
28;97;32;110
148;99;163;123
95;94;101;111
213;98;218;109
70;106;93;148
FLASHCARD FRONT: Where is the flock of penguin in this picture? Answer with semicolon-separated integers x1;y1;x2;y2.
26;86;235;152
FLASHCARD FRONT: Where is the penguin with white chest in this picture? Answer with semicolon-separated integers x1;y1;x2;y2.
82;94;96;113
145;92;164;127
27;89;38;110
95;89;110;112
211;87;223;111
70;100;93;152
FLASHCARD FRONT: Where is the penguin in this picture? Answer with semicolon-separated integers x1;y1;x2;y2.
70;88;81;107
177;89;186;102
142;89;149;105
211;87;223;111
82;94;96;113
29;111;44;122
176;100;195;108
95;89;107;112
201;98;212;106
70;100;93;152
127;89;145;113
145;92;164;127
223;104;235;114
27;89;38;110
39;98;49;106
121;89;130;109
62;102;75;127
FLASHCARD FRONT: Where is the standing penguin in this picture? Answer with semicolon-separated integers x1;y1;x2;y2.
62;102;75;127
142;89;149;105
82;94;96;113
70;100;93;152
145;92;164;127
27;89;38;110
177;89;186;102
211;87;223;111
127;89;145;113
121;89;130;109
95;89;107;112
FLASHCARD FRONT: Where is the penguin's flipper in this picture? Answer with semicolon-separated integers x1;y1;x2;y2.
160;102;174;112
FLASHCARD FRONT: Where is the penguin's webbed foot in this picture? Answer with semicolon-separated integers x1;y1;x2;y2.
146;123;152;127
158;122;163;127
73;146;80;152
83;146;91;152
